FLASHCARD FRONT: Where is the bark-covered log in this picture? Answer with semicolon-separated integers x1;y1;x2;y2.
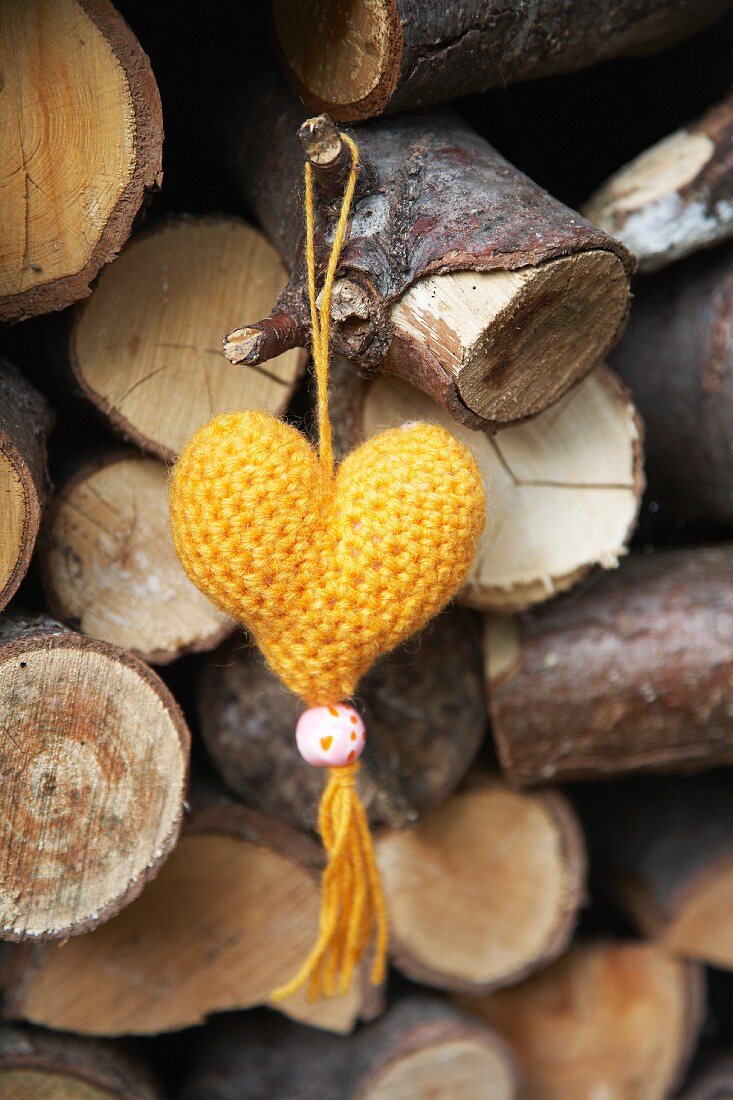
0;0;163;323
69;216;304;461
0;616;189;941
584;776;733;973
460;941;705;1100
41;451;233;664
608;245;733;522
182;997;521;1100
680;1055;733;1099
375;773;586;993
198;608;485;829
332;359;643;612
222;74;632;431
486;547;733;787
270;0;732;122
0;359;53;613
1;801;373;1036
0;1025;162;1099
585;92;733;272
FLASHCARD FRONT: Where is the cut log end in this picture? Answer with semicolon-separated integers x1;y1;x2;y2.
390;253;631;425
460;942;704;1100
272;0;401;121
349;364;642;612
70;218;304;461
362;1036;518;1099
0;619;189;941
0;0;162;322
41;452;233;664
376;777;586;992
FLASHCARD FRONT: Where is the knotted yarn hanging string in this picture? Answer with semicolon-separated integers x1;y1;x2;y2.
169;126;486;1002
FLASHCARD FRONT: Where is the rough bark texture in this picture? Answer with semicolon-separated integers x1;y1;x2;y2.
0;615;189;941
585;92;733;272
0;1025;162;1098
375;774;586;993
0;359;53;612
198;608;486;829
487;547;733;787
41;450;234;664
609;245;733;521
583;776;733;971
0;800;375;1036
272;0;732;121
181;996;520;1100
0;0;163;323
460;941;705;1100
223;71;632;429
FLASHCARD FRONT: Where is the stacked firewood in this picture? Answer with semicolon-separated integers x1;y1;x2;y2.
1;0;733;1095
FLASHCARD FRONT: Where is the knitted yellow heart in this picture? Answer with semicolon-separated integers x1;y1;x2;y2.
170;410;485;704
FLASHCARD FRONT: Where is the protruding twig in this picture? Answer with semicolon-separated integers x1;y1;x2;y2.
223;310;306;365
298;115;353;201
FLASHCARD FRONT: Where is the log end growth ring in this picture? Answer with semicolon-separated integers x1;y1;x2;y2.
272;0;402;121
0;451;32;611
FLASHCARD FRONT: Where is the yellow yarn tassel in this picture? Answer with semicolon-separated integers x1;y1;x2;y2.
272;764;388;1001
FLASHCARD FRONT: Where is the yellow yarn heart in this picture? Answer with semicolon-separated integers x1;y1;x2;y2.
170;408;485;705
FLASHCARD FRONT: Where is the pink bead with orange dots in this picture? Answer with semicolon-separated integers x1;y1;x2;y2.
295;704;366;768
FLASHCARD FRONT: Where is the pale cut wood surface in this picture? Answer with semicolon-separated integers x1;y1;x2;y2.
0;622;188;940
391;253;629;424
71;218;304;460
0;0;162;321
376;777;585;991
365;1039;517;1100
5;822;362;1035
0;454;26;606
460;942;704;1100
361;367;642;610
42;453;232;663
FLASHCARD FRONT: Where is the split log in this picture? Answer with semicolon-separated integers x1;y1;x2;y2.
608;245;733;522
0;359;53;613
486;547;733;786
332;360;643;612
0;1025;162;1099
0;0;163;323
182;997;521;1100
41;451;233;664
375;773;586;993
584;92;733;272
460;941;705;1100
222;76;633;431
198;608;485;829
0;616;189;941
680;1055;733;1099
270;0;731;122
69;216;304;461
585;776;733;973
1;801;373;1036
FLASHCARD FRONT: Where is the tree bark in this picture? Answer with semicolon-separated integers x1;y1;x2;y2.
0;616;189;941
585;92;733;272
332;358;643;612
0;0;163;323
41;450;233;664
1;799;375;1036
459;941;705;1100
0;359;53;612
270;0;731;122
375;773;586;993
583;775;733;973
487;547;733;786
0;1025;162;1099
679;1055;733;1099
198;607;485;829
68;216;305;462
181;996;521;1100
222;73;633;431
609;245;733;522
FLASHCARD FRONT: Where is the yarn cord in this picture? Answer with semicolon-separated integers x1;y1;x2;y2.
271;135;389;1003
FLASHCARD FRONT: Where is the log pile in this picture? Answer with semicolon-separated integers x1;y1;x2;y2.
1;0;733;1096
